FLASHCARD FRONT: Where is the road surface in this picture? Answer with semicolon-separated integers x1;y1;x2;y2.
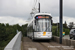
22;37;75;50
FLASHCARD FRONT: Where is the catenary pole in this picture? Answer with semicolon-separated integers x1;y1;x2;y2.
60;0;63;44
39;2;40;13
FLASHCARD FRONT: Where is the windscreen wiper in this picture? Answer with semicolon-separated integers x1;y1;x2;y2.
44;26;50;32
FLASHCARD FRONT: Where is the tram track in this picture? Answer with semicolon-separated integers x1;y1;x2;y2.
38;42;49;50
23;37;48;50
22;37;75;50
40;42;59;50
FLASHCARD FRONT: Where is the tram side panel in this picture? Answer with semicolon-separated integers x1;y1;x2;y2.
27;22;33;38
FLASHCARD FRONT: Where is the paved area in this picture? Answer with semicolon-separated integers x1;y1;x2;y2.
22;37;75;50
63;35;74;40
63;35;70;39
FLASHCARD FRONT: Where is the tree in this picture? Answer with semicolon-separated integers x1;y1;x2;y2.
63;21;68;28
68;22;74;29
0;23;28;50
22;24;28;36
6;23;9;27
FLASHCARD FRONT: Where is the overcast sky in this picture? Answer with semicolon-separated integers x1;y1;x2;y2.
0;0;75;25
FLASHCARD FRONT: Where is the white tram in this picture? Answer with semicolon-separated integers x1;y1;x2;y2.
27;13;52;40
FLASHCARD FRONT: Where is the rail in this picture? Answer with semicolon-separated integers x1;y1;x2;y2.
4;31;22;50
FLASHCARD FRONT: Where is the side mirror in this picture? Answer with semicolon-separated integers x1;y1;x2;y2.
35;20;36;25
51;20;53;25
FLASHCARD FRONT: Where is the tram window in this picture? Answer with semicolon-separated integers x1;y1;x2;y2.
35;19;51;32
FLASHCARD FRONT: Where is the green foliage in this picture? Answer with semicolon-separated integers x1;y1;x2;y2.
52;23;70;37
0;23;27;50
63;28;70;35
21;24;28;36
52;26;57;35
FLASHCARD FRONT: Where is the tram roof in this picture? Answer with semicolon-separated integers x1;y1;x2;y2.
34;13;52;18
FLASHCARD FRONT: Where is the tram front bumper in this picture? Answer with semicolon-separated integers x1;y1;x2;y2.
34;36;52;40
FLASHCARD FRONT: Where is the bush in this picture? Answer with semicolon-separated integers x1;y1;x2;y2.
52;23;70;37
63;28;70;35
0;23;27;50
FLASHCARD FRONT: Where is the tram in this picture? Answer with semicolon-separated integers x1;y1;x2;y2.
27;13;52;40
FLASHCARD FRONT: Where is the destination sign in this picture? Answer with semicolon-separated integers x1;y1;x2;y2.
35;16;50;19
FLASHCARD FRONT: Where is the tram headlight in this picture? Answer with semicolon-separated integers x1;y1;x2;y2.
38;33;40;34
48;33;50;34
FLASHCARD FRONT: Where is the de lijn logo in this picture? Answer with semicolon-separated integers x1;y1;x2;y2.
43;32;46;36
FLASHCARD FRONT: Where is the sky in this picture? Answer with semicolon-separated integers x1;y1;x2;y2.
0;0;75;25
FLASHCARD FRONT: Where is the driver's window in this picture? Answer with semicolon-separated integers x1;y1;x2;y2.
74;30;75;33
71;32;73;34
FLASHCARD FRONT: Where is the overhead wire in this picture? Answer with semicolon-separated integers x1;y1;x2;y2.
30;0;40;17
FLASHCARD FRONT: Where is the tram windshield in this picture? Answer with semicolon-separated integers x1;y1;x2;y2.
35;19;51;32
